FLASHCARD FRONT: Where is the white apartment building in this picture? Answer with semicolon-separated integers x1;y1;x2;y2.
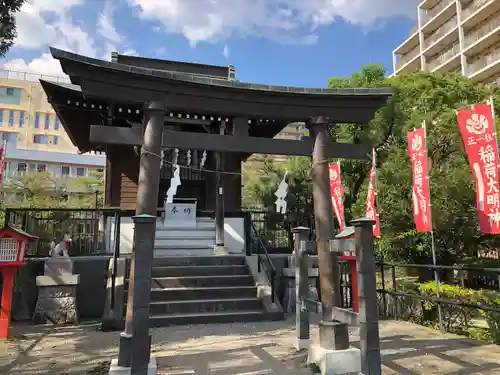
392;0;500;84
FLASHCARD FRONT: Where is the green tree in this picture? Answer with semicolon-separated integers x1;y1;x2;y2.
0;0;25;58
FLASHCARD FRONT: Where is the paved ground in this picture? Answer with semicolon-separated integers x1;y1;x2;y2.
1;317;500;374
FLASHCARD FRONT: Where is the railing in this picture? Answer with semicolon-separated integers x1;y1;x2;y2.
4;207;121;257
249;220;276;303
396;46;421;69
462;0;491;21
427;43;461;71
422;0;454;24
377;262;500;338
466;47;500;75
0;68;70;84
409;24;419;36
424;17;457;49
464;13;500;48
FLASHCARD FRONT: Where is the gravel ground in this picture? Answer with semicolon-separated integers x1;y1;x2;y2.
1;317;500;374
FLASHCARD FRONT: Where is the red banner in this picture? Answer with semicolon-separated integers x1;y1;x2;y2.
408;128;432;232
366;149;381;237
0;141;6;184
457;102;500;234
329;163;345;232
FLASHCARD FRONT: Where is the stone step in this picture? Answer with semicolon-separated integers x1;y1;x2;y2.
149;297;262;314
149;310;283;327
151;265;249;277
151;256;245;267
149;286;258;301
150;275;254;289
153;247;215;257
155;227;215;239
154;237;215;247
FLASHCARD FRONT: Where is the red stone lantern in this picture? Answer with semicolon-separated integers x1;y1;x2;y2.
0;226;38;339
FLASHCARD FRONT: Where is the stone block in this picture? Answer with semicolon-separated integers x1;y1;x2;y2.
109;357;157;375
36;275;80;286
308;345;361;375
44;258;73;276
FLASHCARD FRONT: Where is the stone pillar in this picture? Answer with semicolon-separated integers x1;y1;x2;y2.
293;227;310;350
307;117;341;319
117;100;165;370
352;217;382;375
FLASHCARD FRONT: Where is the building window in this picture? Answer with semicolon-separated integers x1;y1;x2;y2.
33;135;49;144
17;163;26;173
0;109;3;125
76;167;86;177
0;87;21;105
8;111;14;127
53;135;58;145
2;132;16;144
19;111;24;128
44;113;50;129
34;113;40;128
37;164;46;172
61;166;70;175
54;117;60;130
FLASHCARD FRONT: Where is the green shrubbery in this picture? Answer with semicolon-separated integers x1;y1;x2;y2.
381;280;500;344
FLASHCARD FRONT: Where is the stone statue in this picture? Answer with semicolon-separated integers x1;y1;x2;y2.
165;164;181;204
275;171;289;214
49;234;71;258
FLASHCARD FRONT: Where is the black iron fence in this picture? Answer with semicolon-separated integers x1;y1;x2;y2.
246;210;313;252
377;262;500;344
5;208;121;257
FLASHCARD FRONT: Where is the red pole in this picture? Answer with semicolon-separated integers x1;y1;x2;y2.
349;260;359;313
0;267;17;339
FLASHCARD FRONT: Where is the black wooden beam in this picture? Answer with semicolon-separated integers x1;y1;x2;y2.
89;125;371;158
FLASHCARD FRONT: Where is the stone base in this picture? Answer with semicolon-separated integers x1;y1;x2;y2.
109;357;157;375
213;245;229;255
33;284;78;325
307;345;361;375
295;338;310;350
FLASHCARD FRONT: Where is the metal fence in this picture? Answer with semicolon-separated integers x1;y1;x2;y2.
4;208;121;257
377;262;500;338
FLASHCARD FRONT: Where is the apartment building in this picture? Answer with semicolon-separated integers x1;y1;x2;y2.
0;69;105;179
392;0;500;84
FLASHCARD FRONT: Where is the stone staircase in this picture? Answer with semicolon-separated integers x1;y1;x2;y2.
154;217;216;257
124;255;284;327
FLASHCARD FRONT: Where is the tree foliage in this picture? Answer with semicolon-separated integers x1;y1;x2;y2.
1;171;104;209
0;0;25;58
243;64;500;263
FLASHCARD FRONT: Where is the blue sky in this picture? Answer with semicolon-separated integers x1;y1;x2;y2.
1;0;419;88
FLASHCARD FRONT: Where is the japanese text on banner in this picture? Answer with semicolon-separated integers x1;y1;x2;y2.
408;128;432;233
457;103;500;234
366;149;381;237
329;163;345;232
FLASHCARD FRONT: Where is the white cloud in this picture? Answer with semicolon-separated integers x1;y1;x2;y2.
3;0;129;77
97;2;124;44
127;0;419;45
222;45;229;59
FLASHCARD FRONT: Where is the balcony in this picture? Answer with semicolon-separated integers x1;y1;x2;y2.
396;46;421;69
424;17;458;49
464;13;500;54
467;46;500;82
0;69;70;84
462;0;491;21
423;0;455;25
427;43;461;71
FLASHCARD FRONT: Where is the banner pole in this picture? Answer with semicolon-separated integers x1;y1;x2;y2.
422;120;444;333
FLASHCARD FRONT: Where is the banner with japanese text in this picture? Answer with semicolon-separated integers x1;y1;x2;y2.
366;149;381;237
408;128;432;233
457;102;500;234
329;162;345;232
0;141;6;184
